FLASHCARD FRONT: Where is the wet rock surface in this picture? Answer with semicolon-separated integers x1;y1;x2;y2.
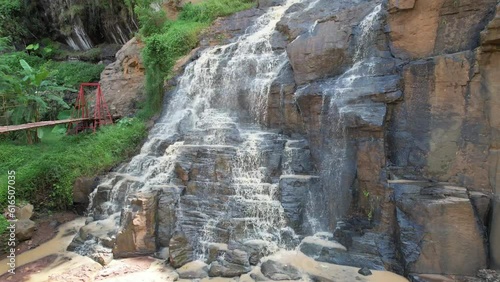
260;259;301;280
69;0;500;279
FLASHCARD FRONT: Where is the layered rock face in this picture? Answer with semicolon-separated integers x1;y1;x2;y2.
35;0;137;50
99;37;146;117
74;0;500;279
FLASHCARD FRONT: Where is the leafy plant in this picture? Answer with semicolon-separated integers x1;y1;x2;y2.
1;59;73;143
26;43;40;51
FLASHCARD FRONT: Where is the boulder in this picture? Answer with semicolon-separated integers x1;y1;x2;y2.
207;243;229;264
15;203;34;220
73;177;96;206
92;252;113;266
358;267;372;276
299;235;347;257
260;260;301;280
241;240;271;265
169;233;194;268
393;181;487;275
113;192;158;258
177;260;209;279
208;260;252;277
299;234;387;271
15;219;36;241
225;249;250;266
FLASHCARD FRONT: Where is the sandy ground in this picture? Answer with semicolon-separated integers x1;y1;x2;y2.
0;216;408;282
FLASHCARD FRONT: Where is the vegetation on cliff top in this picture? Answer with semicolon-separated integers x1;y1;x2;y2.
136;0;255;116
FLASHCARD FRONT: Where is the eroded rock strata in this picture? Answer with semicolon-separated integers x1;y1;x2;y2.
72;0;500;280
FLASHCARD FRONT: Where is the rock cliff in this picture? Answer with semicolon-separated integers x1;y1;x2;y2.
74;0;500;280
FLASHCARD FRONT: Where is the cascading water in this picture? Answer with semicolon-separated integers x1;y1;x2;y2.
77;0;314;264
299;4;385;233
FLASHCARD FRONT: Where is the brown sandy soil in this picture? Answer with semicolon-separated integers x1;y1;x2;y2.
0;211;78;259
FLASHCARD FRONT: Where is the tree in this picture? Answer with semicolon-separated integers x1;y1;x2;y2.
0;59;71;143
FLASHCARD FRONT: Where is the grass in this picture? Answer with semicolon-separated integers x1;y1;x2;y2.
0;118;147;212
139;0;255;117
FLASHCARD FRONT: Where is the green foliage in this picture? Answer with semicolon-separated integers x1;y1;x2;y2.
0;51;45;71
46;61;105;88
179;0;254;23
0;37;14;54
26;43;40;51
0;0;26;40
138;0;255;116
136;5;169;36
0;118;147;211
143;21;204;73
0;59;72;140
0;214;8;249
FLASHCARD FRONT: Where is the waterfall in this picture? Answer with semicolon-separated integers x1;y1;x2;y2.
302;4;384;232
79;0;311;262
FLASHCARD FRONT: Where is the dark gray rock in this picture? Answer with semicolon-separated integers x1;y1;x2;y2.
258;0;285;8
299;235;347;257
358;267;372;276
157;187;184;248
299;235;385;270
169;232;194;268
469;191;491;226
209;260;252;277
260;260;301;280
206;243;228;264
340;103;387;131
73;177;97;205
226;249;250;266
491;197;500;270
279;176;319;234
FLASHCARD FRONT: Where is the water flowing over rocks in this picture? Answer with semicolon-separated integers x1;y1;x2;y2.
71;0;500;279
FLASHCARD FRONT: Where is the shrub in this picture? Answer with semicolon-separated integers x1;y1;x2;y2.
139;0;255;117
179;0;254;23
46;61;105;88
